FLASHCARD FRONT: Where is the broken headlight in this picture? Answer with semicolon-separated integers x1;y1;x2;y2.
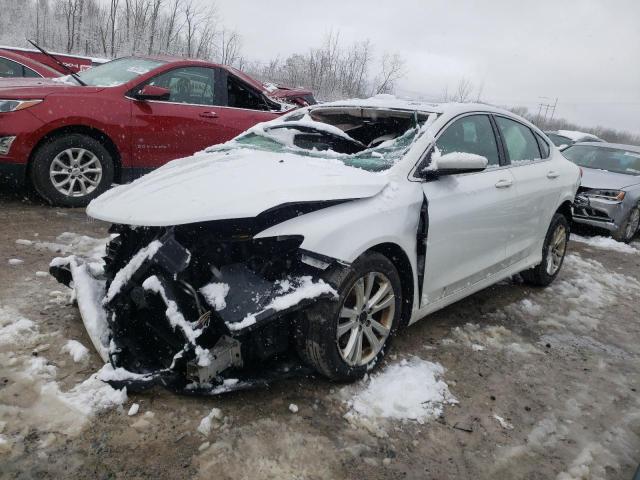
585;189;625;202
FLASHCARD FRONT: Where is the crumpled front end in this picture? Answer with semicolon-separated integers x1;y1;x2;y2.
50;221;340;394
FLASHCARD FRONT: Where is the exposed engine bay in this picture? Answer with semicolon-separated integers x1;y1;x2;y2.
50;217;342;395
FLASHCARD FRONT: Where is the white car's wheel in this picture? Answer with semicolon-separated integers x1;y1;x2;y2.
521;213;569;287
295;252;402;381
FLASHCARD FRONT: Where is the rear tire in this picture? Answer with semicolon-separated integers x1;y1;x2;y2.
521;213;569;287
612;207;640;243
30;133;114;207
295;252;402;381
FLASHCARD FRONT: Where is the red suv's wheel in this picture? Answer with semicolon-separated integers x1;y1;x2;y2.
30;134;114;207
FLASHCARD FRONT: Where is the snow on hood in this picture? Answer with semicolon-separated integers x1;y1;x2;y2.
87;149;388;227
580;167;640;191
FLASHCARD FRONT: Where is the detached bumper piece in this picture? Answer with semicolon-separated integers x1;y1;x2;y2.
50;227;338;395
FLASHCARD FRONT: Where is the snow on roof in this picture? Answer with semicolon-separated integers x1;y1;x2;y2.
557;129;602;142
314;94;513;117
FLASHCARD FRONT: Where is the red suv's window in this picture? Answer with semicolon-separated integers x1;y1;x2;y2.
147;67;216;106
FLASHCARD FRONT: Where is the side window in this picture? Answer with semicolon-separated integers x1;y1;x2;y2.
227;75;268;110
147;67;215;105
534;132;550;159
0;57;23;77
495;116;541;164
435;114;500;166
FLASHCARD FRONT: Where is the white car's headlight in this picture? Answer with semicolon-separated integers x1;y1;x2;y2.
586;189;626;202
0;99;43;113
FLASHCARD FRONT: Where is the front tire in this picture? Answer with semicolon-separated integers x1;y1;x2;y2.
296;252;402;381
30;133;114;207
521;213;569;287
612;207;640;243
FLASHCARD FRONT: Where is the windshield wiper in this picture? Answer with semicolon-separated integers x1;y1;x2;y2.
27;40;87;87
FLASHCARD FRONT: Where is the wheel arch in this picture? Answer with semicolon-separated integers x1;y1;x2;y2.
27;125;122;182
366;242;414;328
556;199;573;223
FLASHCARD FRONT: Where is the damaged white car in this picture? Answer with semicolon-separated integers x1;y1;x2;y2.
50;97;581;394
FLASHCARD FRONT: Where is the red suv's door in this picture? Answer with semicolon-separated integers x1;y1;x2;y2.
129;66;228;168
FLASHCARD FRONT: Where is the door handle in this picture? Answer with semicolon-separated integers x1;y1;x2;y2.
547;170;560;179
495;179;513;188
199;111;218;118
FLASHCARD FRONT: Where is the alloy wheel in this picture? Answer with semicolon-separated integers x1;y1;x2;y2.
546;224;567;276
336;272;395;367
49;148;103;197
625;209;640;240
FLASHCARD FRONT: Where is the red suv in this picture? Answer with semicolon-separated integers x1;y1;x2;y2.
0;49;62;79
0;56;314;206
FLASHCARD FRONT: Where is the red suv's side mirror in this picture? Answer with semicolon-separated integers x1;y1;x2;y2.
135;85;170;101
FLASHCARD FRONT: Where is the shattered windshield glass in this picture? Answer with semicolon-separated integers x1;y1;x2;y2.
213;109;427;172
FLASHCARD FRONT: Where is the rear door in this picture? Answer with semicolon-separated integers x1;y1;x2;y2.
421;113;519;305
493;115;560;264
129;66;225;168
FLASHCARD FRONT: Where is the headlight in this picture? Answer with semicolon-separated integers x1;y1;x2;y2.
0;99;43;113
586;189;626;202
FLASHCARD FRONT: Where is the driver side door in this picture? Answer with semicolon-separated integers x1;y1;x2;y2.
129;66;225;168
420;114;519;306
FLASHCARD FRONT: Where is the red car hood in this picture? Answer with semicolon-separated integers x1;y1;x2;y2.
0;78;102;97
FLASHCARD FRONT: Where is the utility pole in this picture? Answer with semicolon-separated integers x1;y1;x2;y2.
535;97;559;128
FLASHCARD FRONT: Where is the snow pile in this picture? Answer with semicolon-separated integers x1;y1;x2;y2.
552;254;640;312
197;408;223;436
199;282;230;310
449;323;540;355
61;339;89;363
0;305;127;445
570;233;639;254
35;232;112;258
344;358;457;425
105;240;162;302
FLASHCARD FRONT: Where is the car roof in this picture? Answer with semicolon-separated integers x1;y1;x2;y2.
313;95;517;116
572;141;640;153
0;48;60;75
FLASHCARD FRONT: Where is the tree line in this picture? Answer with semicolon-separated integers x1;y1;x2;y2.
0;0;404;99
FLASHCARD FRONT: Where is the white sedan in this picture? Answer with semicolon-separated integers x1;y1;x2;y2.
51;97;580;393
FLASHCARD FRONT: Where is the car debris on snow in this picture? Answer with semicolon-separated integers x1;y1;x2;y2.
127;403;140;416
8;258;24;265
288;403;299;413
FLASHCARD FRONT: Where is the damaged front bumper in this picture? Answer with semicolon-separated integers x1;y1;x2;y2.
50;226;339;395
572;192;625;231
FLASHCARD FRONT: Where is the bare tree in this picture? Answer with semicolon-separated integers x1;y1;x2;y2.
147;0;162;55
218;29;242;66
372;52;405;95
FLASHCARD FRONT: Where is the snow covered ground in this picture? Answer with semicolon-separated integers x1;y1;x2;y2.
1;194;639;479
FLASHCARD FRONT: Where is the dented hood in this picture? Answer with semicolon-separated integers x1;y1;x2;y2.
87;149;388;226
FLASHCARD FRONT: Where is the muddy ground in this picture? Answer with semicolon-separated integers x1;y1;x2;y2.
1;185;639;480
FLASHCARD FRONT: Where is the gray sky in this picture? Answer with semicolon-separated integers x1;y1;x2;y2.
212;0;640;134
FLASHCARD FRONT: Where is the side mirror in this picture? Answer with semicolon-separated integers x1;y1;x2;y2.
420;150;488;177
135;85;170;101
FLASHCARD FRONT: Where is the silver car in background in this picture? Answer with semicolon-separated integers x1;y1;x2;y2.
563;142;640;242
